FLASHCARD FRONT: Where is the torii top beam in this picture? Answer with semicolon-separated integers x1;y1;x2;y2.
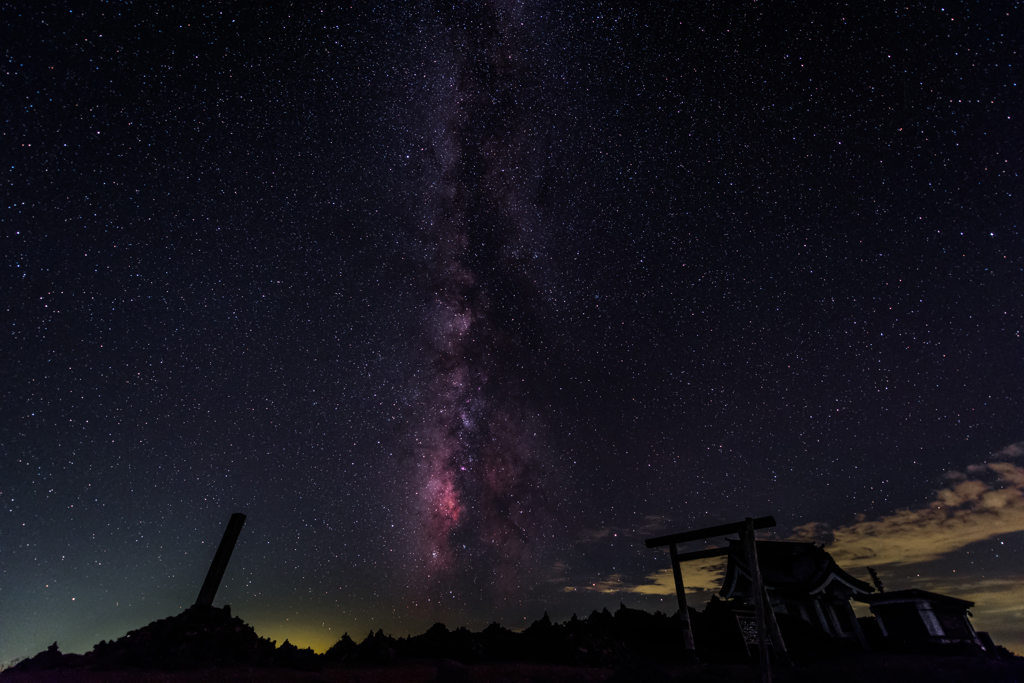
644;515;776;549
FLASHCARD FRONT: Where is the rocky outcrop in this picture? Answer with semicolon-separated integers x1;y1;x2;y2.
6;604;278;672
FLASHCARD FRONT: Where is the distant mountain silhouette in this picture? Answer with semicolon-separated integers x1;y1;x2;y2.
6;600;1020;676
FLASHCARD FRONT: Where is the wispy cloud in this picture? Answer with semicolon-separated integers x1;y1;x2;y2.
575;515;669;545
576;528;614;544
993;442;1023;459
927;576;1024;616
566;515;731;596
792;453;1024;569
627;559;728;595
637;514;671;535
562;554;729;597
563;573;629;594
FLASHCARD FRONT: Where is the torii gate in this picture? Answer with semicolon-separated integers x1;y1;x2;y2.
645;516;791;679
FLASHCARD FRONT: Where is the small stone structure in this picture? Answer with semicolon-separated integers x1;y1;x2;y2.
856;588;987;652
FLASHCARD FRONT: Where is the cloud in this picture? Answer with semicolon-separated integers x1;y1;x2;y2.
562;553;729;597
564;573;629;594
627;559;728;595
930;576;1024;615
576;528;613;544
575;516;668;545
791;456;1024;569
993;442;1023;459
637;515;671;535
545;560;570;584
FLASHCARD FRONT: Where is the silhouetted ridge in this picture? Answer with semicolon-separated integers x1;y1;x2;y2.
9;602;1020;675
6;605;284;672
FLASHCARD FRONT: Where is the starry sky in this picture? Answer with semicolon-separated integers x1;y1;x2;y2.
3;0;1023;665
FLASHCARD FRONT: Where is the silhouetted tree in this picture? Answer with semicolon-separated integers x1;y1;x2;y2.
867;567;885;594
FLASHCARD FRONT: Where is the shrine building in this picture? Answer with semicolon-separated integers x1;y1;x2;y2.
718;539;872;647
856;588;987;652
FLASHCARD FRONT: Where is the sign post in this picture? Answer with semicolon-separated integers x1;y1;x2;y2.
195;513;247;607
668;542;697;655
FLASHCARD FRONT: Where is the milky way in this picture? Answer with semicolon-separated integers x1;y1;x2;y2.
403;1;561;595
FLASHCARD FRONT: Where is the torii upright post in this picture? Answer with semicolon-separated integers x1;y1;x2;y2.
195;513;247;607
742;517;772;683
668;542;697;657
741;517;792;681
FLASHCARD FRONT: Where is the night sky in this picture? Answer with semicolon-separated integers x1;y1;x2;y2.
3;0;1023;665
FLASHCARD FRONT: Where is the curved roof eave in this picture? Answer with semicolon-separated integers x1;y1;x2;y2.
808;571;872;596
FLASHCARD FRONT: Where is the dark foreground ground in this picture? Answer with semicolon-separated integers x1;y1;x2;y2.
3;655;1023;683
5;605;1020;682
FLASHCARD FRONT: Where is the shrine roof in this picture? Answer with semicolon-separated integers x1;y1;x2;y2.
719;540;873;598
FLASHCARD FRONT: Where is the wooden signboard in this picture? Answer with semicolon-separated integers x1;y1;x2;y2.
736;611;760;646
